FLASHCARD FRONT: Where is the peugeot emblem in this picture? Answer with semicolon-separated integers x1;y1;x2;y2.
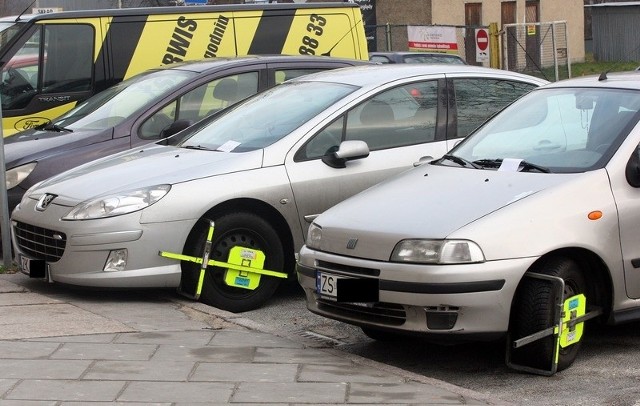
36;194;57;211
346;238;358;249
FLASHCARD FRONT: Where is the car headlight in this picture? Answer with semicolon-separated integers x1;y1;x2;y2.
306;222;323;249
62;184;171;220
6;162;37;189
390;239;485;264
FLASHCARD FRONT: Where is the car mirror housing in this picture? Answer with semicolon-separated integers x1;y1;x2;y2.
626;145;640;188
322;140;370;168
160;119;193;139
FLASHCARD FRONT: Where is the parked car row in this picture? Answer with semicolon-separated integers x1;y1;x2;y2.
9;61;545;314
17;55;640;374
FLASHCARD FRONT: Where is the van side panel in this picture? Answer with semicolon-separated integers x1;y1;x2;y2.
104;16;149;83
246;9;296;55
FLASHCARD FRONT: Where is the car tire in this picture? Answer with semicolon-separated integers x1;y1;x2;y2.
510;256;587;372
185;212;285;313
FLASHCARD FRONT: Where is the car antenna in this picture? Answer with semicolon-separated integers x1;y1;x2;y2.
598;71;609;81
15;0;37;22
321;18;363;57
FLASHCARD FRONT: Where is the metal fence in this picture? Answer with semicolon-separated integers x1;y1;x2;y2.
367;24;490;67
502;21;571;82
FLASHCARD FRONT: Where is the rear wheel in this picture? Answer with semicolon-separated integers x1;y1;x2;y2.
183;212;285;313
510;256;587;372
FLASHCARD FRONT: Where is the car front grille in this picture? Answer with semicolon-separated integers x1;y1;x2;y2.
14;221;66;262
317;299;406;326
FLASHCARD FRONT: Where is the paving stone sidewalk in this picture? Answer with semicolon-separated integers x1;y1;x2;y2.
0;273;511;405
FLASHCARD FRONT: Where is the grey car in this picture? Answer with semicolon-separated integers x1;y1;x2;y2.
11;64;546;313
4;55;368;217
296;71;640;374
369;52;467;65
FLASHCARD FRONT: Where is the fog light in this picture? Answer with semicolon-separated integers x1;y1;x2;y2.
104;249;127;272
425;306;459;330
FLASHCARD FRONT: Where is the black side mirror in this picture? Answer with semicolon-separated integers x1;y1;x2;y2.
322;140;370;168
626;145;640;187
160;119;192;139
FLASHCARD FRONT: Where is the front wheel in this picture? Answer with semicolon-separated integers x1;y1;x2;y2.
183;212;285;313
510;256;587;372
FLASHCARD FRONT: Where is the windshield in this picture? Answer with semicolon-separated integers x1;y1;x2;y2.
448;87;640;173
53;69;196;130
180;81;357;152
0;22;23;50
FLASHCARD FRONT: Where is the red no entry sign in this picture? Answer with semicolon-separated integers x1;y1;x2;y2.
476;29;489;51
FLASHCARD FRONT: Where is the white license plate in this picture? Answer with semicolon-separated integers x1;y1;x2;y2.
316;271;342;298
19;255;32;275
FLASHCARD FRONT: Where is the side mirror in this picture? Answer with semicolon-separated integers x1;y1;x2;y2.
160;119;192;139
626;145;640;187
322;140;370;168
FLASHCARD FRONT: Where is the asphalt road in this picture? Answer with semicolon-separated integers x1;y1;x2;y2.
244;280;640;406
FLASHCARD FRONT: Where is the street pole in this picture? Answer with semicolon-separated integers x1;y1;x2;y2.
0;100;13;267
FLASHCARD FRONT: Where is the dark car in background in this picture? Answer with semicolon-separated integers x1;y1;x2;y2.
4;55;368;216
369;51;467;65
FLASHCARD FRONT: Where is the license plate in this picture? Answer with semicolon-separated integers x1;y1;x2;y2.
19;255;46;278
316;271;341;298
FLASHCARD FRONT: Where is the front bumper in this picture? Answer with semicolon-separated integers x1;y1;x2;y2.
296;245;538;337
11;200;196;288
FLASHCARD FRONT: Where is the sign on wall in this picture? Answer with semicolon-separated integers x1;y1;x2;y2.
32;7;63;13
407;25;458;53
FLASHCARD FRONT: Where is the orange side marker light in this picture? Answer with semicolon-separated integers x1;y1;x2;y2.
588;211;602;220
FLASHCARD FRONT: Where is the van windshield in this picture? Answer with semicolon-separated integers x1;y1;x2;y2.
180;81;357;152
449;87;640;173
0;22;24;50
52;69;196;131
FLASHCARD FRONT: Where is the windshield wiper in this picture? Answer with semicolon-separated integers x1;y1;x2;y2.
37;123;73;133
473;158;550;173
440;154;481;169
182;144;216;151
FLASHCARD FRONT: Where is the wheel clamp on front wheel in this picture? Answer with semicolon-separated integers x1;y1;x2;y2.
505;272;602;376
158;220;288;300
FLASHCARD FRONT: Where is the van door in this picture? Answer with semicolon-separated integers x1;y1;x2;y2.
1;23;95;135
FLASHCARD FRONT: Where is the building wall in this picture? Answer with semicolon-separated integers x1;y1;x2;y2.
375;0;432;24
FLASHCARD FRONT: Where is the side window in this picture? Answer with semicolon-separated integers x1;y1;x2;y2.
139;72;259;139
297;115;345;160
370;55;392;64
344;81;438;151
453;78;537;139
1;30;41;110
139;101;177;139
275;68;324;85
42;24;93;94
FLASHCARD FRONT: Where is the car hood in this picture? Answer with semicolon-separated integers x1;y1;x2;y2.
4;128;112;168
314;163;575;260
32;144;264;205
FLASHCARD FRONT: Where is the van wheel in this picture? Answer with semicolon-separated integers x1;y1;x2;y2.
185;213;285;313
510;256;587;372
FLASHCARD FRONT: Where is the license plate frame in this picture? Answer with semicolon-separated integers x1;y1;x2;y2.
316;271;379;303
19;254;46;278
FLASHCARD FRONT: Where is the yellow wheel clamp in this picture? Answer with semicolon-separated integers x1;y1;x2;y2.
158;220;288;300
505;272;602;376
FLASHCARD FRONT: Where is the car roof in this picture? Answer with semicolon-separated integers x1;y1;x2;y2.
541;71;640;90
148;55;368;74
293;64;549;88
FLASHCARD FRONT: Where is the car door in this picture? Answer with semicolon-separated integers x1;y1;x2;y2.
285;78;448;234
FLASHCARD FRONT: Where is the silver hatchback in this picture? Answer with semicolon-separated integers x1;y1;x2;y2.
296;72;640;374
11;64;545;313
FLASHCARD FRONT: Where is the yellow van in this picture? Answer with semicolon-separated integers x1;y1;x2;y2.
0;2;368;136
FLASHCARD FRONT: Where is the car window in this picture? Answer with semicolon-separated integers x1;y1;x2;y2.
453;78;538;139
369;55;392;64
42;24;93;94
139;72;259;139
453;88;640;172
180;81;357;152
297;80;438;160
275;68;325;84
1;30;40;110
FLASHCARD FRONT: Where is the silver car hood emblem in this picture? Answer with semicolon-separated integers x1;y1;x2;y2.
346;238;358;249
36;194;57;211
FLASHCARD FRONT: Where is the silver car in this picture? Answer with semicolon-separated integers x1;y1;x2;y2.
11;64;545;313
296;71;640;374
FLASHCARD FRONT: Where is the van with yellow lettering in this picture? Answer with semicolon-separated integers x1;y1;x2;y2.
0;2;368;136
